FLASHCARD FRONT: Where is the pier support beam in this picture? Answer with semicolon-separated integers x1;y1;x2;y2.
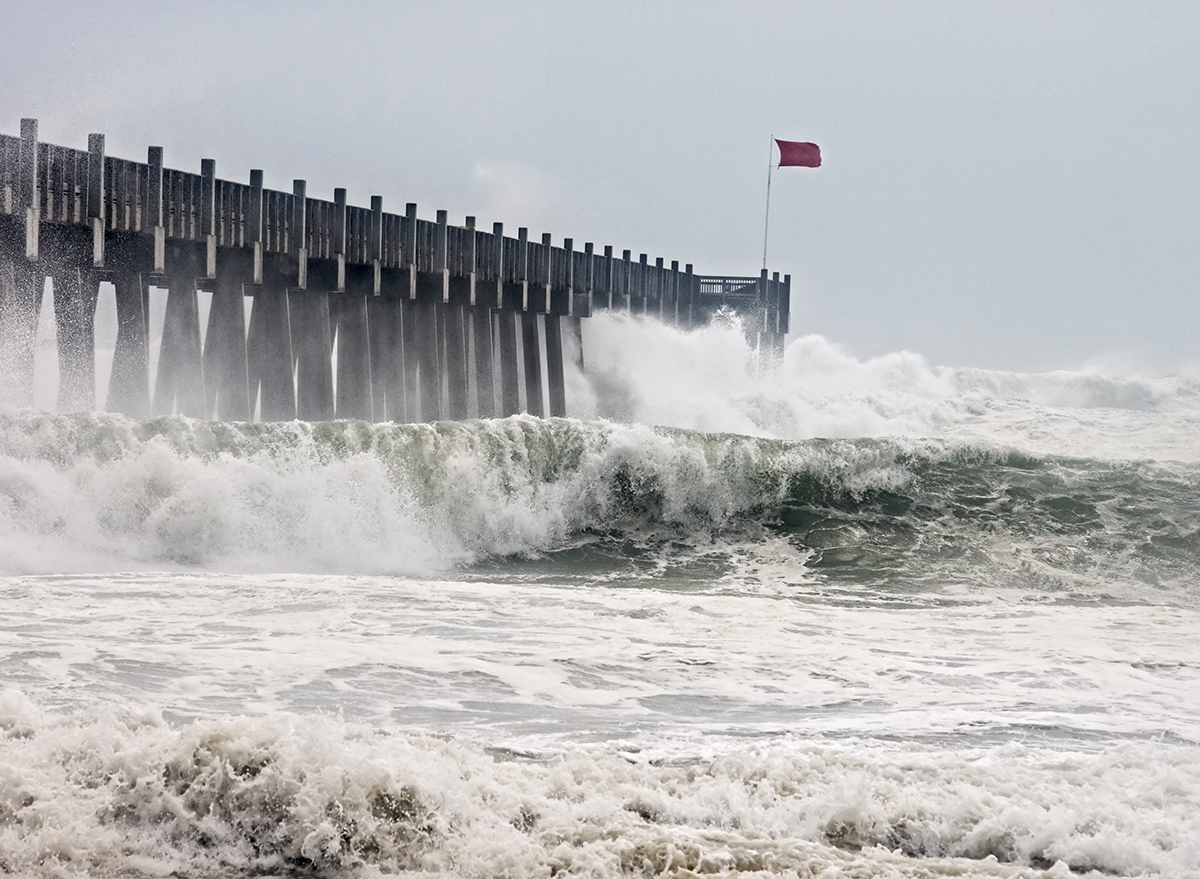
545;315;566;417
52;268;99;413
472;307;495;418
566;316;584;373
247;284;294;421
444;303;469;419
203;274;251;421
521;312;544;416
412;299;441;421
289;290;334;421
153;273;205;417
0;257;44;408
367;294;403;422
107;272;151;418
496;308;520;416
398;298;420;423
333;291;371;420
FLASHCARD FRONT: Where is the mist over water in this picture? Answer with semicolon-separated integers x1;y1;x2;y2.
579;311;1200;460
3;312;1200;878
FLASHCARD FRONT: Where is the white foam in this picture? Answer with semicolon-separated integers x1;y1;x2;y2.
0;412;943;575
1;693;1197;878
578;312;1200;460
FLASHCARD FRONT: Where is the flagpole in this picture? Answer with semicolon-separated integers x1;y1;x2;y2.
762;135;774;270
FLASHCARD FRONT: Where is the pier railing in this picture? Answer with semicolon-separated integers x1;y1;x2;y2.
0;119;791;421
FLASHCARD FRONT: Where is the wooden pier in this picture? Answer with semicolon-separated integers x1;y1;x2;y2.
0;119;791;420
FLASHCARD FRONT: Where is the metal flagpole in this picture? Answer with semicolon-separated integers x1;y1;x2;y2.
762;135;774;270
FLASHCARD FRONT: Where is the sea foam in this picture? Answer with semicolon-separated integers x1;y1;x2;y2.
2;692;1199;879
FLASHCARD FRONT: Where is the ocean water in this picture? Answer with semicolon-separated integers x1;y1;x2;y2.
2;312;1199;878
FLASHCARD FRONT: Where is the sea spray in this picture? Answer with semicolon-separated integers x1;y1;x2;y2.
579;313;1200;459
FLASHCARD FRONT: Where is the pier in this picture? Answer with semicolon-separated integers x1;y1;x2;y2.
0;119;791;421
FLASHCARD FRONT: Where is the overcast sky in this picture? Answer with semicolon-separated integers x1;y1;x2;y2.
4;1;1198;373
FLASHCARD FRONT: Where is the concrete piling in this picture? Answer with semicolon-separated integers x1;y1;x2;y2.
0;119;791;422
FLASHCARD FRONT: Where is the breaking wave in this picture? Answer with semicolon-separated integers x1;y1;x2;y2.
0;413;1195;604
3;692;1198;879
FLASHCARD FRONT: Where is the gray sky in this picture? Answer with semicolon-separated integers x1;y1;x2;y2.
4;1;1198;373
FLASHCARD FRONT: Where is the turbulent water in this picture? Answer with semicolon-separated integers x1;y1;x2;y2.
2;313;1199;878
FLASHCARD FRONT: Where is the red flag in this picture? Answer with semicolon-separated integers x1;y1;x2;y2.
775;139;821;168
